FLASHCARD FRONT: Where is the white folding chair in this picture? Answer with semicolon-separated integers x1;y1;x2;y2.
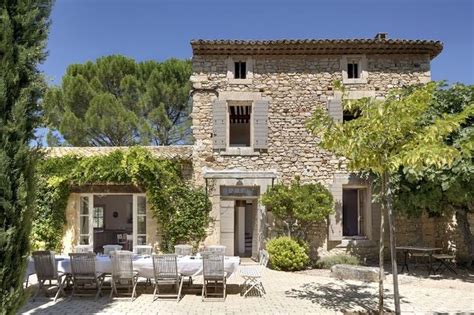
75;245;93;253
135;245;153;256
174;244;193;256
240;249;269;297
103;244;123;255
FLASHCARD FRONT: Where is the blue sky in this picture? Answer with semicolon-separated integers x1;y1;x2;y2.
37;0;473;145
42;0;473;85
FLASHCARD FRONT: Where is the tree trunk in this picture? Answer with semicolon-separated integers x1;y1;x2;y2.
385;172;401;314
379;178;385;314
283;220;291;238
455;208;473;267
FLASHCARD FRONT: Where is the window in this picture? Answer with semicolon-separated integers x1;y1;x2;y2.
342;188;367;237
79;196;91;245
226;57;253;83
234;61;247;79
136;196;147;245
343;109;360;122
229;104;251;147
347;62;359;79
93;206;104;229
341;55;367;84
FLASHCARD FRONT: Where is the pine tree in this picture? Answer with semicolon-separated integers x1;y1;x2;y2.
43;56;192;146
0;1;52;313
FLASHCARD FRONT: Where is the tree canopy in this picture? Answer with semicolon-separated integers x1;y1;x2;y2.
261;178;334;239
393;83;473;265
0;0;52;313
42;56;192;146
307;82;473;313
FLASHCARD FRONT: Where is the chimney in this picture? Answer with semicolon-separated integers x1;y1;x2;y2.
375;32;388;40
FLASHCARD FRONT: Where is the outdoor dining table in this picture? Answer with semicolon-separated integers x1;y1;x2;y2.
27;254;241;280
396;246;442;275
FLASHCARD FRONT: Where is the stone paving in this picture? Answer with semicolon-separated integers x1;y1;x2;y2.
19;263;474;314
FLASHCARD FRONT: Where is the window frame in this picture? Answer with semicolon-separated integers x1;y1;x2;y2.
341;55;368;84
226;101;254;153
227;57;253;84
234;61;247;79
342;186;370;239
93;204;105;229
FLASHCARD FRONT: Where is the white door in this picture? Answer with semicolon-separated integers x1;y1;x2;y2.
133;194;147;250
220;200;235;256
236;205;245;255
78;194;94;247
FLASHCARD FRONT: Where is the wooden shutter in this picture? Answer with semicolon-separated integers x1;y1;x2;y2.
328;98;343;122
220;200;235;256
328;178;343;241
253;100;269;149
212;100;227;149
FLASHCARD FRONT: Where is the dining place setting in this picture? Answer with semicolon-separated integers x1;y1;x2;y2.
25;244;264;303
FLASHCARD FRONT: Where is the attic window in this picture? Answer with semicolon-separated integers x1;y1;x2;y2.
234;62;247;79
347;62;359;79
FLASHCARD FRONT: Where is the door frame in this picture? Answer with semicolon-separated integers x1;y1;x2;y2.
77;193;146;250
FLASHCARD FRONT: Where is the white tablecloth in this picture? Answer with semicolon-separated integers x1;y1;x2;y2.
26;255;240;279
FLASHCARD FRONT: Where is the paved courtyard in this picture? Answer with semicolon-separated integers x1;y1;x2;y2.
19;263;474;314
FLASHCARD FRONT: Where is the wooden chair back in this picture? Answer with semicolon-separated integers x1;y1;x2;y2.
202;251;225;279
32;251;57;280
69;253;96;279
152;254;179;280
111;250;134;280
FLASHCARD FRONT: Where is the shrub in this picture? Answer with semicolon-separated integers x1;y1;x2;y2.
266;236;309;271
261;178;333;239
314;254;360;269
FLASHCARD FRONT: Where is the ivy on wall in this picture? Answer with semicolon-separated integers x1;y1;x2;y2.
32;147;211;252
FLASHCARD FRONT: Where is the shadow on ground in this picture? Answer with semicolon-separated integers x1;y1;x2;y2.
285;281;407;313
20;283;243;314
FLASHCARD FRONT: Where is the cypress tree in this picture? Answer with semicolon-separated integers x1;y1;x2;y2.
0;1;52;313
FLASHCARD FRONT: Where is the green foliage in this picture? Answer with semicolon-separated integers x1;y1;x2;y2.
32;147;211;253
261;178;333;238
393;83;474;215
266;236;309;271
0;0;52;313
42;56;192;146
307;82;473;175
31;175;69;251
159;186;212;252
314;254;360;269
392;83;473;264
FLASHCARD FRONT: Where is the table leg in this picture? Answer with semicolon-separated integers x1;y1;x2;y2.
401;250;409;273
428;253;433;276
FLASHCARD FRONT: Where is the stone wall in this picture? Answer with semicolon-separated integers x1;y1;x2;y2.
395;211;473;263
61;193;80;254
191;54;431;186
191;53;431;259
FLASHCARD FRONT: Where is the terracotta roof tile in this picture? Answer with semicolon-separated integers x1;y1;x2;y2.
191;38;443;59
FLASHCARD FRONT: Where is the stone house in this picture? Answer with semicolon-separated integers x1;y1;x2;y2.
49;34;472;262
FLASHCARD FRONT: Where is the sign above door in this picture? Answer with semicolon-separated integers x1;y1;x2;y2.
220;186;259;197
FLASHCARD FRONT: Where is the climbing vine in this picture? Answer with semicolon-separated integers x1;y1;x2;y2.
31;147;211;252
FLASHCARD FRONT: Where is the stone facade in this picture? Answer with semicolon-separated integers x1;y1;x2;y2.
53;37;473;263
190;37;443;260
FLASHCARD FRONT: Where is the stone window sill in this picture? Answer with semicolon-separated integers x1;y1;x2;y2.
342;78;368;85
336;237;375;248
228;78;253;85
219;147;260;156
